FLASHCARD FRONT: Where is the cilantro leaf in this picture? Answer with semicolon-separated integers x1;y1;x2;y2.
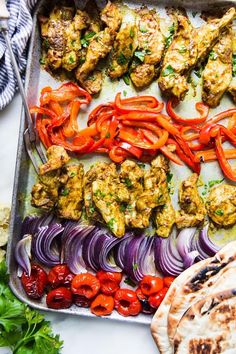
162;64;175;77
233;53;236;77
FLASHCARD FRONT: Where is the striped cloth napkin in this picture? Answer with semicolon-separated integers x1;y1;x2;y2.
0;0;37;110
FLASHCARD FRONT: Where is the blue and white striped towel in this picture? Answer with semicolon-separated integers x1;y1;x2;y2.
0;0;37;110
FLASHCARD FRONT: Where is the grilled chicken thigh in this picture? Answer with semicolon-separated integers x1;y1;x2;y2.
206;184;236;227
202;26;233;107
101;1;122;32
108;25;137;79
228;26;236;102
176;173;206;228
130;7;165;88
57;164;84;220
39;6;74;70
153;156;175;238
39;145;70;175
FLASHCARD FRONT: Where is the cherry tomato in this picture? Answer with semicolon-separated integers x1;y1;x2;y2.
148;287;169;309
90;294;114;316
140;275;163;296
163;276;175;288
114;289;141;317
136;288;155;315
46;287;72;309
71;273;100;299
96;271;122;295
74;295;92;308
21;264;48;299
48;264;74;288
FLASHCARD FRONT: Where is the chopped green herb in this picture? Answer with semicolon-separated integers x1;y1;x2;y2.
129;43;133;50
209;50;218;60
43;38;50;50
117;52;127;65
208;179;224;188
133;263;139;270
123;73;130;85
124;177;132;188
162;64;175;77
215;209;224;216
87;75;96;81
94;189;106;198
202;190;207;196
165;23;175;48
71;39;76;47
194;66;203;78
106;202;112;207
120;204;126;212
178;45;187;53
192;11;198;17
79;57;86;65
232;53;236;77
61;188;70;196
89;203;95;214
130;28;135;38
167;172;173;183
134;50;145;62
140;25;148;33
39;57;46;65
84;31;96;40
107;218;116;231
137;162;145;169
105;132;111;138
69;172;77;177
126;204;133;210
81;38;88;48
124;277;136;287
123;90;127;97
68;55;75;64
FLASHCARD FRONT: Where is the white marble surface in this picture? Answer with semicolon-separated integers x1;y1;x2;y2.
0;94;157;354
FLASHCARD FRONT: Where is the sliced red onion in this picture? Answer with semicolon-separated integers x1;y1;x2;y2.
154;231;185;276
114;232;134;269
62;222;96;274
32;224;64;266
15;234;32;276
21;213;58;236
177;228;199;269
199;224;220;256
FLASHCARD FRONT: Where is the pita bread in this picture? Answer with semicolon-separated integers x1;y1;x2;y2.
168;241;236;344
174;288;236;353
151;260;207;354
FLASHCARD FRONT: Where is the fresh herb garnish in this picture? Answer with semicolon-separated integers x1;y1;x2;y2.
162;64;175;77
209;50;217;60
84;31;96;40
124;277;136;287
178;45;187;53
133;263;139;270
215;209;224;216
140;25;148;33
39;57;46;65
123;73;130;85
137;162;145;169
123;90;127;97
94;189;106;198
69;172;76;177
129;43;133;50
165;23;175;49
167;172;173;183
107;218;116;230
130;28;135;38
124;177;132;188
43;38;50;50
232;53;236;77
87;74;96;81
89;203;95;214
117;52;127;65
119;204;126;212
61;188;70;196
105;132;111;138
0;261;63;353
134;50;145;62
194;66;203;78
68;55;75;64
208;179;224;188
192;11;198;17
71;39;76;47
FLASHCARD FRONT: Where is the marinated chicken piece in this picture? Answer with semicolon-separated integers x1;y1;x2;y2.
119;160;146;228
62;10;90;71
158;14;195;99
91;163;127;237
76;27;115;82
31;171;60;211
79;70;103;95
130;7;165;88
152;156;175;238
206;184;236;227
159;7;236;99
228;77;236;102
135;157;169;227
176;173;206;228
57;164;84;220
39;6;74;70
108;25;137;79
39;145;70;175
101;1;122;32
202;27;233;107
228;27;236;102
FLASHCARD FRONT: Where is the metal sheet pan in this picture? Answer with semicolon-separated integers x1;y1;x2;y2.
6;0;236;325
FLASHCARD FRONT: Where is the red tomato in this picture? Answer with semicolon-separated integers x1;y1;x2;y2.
136;288;155;315
163;276;175;288
114;289;141;317
74;295;92;308
148;287;169;309
46;287;72;309
90;294;114;316
21;264;48;299
96;270;122;295
48;264;74;288
71;273;100;299
140;275;163;296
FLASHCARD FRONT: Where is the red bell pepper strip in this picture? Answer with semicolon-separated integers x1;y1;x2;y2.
209;108;236;125
115;93;164;114
77;124;98;137
62;100;80;138
103;117;119;148
119;127;168;150
166;98;209;125
50;131;94;153
156;114;181;136
180;126;200;141
117;142;142;159
215;132;236;181
117;112;160;121
109;146;127;163
48;101;64;116
36;117;52;149
30;106;57;120
88;103;114;126
87;137;106;153
195;148;236;162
